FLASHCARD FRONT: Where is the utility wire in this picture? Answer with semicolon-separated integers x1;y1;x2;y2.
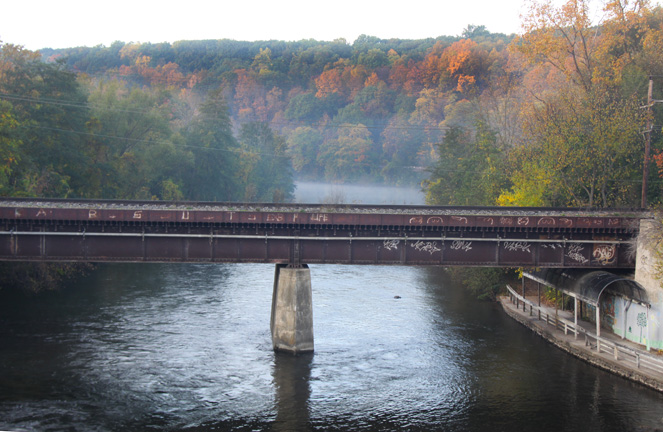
0;92;451;133
16;123;434;172
17;124;294;160
14;124;661;182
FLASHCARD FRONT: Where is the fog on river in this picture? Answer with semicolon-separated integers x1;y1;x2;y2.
294;181;426;205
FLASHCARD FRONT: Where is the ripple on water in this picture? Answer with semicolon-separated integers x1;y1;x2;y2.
1;263;663;431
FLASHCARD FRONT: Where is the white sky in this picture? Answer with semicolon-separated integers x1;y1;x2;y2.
1;0;532;51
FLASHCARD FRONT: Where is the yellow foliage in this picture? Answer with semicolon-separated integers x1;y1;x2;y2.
497;162;552;207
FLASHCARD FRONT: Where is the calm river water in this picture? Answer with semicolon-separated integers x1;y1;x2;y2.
1;263;663;431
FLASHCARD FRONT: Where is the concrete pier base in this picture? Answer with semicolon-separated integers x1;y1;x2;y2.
270;264;314;354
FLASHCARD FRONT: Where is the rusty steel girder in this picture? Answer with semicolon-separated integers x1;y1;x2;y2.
0;223;636;268
0;199;641;268
0;204;638;231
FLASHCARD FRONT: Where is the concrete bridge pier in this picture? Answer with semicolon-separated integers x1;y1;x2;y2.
270;264;314;354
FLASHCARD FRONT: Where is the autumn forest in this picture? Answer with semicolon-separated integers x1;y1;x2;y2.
2;0;663;208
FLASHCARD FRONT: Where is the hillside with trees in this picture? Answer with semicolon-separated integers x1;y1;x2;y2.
1;0;662;209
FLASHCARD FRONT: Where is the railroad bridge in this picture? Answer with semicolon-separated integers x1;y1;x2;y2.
0;198;648;353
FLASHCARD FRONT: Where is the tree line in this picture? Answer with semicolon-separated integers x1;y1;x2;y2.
0;45;293;202
426;0;663;208
1;0;662;207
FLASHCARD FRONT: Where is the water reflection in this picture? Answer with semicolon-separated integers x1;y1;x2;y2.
1;263;663;431
272;352;313;432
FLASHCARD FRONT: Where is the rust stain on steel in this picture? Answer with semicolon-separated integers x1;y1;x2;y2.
0;230;636;268
578;218;604;228
607;218;621;228
0;202;640;236
333;213;358;225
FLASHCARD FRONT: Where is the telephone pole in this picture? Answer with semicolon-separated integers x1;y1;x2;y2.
641;77;653;209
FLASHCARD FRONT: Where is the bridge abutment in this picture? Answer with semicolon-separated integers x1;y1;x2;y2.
634;219;663;350
270;264;314;354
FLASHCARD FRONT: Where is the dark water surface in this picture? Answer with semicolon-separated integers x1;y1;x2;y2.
1;263;662;431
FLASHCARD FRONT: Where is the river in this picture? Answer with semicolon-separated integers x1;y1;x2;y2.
1;263;663;431
293;181;426;205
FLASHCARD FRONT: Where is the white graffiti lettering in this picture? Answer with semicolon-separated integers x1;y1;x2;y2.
500;217;514;226
503;241;532;253
409;216;424;225
266;213;285;222
311;213;329;222
559;218;573;228
593;244;616;265
451;216;468;225
478;217;494;226
537;217;556;226
383;239;400;251
517;217;530;226
450;240;473;252
566;244;589;264
411;240;441;255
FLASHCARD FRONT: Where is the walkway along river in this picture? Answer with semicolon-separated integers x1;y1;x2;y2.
501;284;663;392
1;263;663;431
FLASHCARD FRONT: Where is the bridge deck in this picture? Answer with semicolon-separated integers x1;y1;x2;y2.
0;198;644;268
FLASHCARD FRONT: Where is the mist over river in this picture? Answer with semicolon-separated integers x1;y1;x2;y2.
1;263;663;431
293;181;426;205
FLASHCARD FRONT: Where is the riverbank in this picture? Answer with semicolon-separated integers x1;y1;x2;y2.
498;288;663;393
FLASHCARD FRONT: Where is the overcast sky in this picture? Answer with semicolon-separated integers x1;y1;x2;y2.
1;0;536;50
2;0;642;51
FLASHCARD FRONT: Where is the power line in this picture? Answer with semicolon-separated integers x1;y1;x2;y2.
15;123;659;183
1;91;451;133
0;92;161;116
17;123;293;160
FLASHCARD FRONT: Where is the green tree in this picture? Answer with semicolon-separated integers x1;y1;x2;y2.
357;48;389;68
425;122;507;205
317;125;374;182
181;88;241;201
508;0;651;207
380;114;427;184
0;100;22;193
0;42;91;197
286;126;323;178
511;86;643;207
284;92;325;122
239;122;294;202
86;79;176;199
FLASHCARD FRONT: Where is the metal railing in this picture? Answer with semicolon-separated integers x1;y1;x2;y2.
505;284;663;376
